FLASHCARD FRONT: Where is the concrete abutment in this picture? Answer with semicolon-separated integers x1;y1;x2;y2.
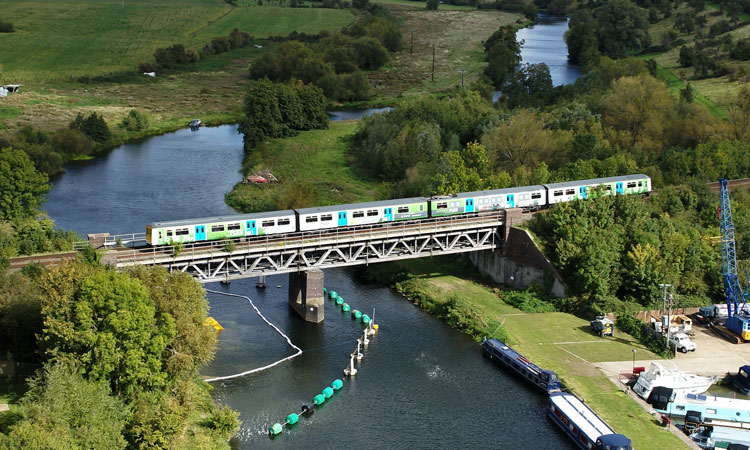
288;269;325;323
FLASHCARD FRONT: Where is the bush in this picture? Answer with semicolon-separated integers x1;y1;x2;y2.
52;129;93;157
120;109;149;132
0;20;14;33
138;62;156;73
426;0;439;9
69;112;111;143
501;290;557;313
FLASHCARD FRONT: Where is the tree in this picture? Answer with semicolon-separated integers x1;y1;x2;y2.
0;362;128;450
52;129;93;157
239;79;283;150
426;0;439;9
483;25;522;87
0;147;50;220
38;264;175;399
600;75;675;152
594;0;651;58
69;112;111;143
480;109;557;170
565;9;600;69
728;86;750;142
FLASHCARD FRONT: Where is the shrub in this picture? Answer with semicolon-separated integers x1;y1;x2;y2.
229;28;252;49
426;0;439;9
0;21;14;33
120;109;149;132
138;62;156;73
501;290;557;313
52;129;93;157
69;112;111;143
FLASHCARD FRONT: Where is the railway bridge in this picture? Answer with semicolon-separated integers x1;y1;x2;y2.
12;209;521;322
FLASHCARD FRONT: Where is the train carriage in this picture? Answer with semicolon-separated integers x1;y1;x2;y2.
429;185;547;217
544;174;651;205
295;198;429;232
146;210;296;245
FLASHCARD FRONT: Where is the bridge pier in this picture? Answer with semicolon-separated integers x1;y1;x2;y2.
288;269;324;323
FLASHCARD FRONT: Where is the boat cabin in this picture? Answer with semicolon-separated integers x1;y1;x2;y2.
734;365;750;395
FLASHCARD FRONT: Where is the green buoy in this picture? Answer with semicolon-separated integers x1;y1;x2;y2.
285;413;299;425
322;387;334;398
269;423;283;435
352;310;362;320
335;297;344;306
362;315;371;324
329;291;337;299
331;379;343;390
342;303;350;312
323;288;327;295
313;394;325;405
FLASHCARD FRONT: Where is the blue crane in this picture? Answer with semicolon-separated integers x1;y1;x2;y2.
719;178;750;341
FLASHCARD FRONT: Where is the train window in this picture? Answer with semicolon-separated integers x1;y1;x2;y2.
228;223;241;230
353;211;365;218
367;210;378;216
398;206;409;213
261;220;275;227
604;184;612;190
321;214;333;221
566;189;575;195
305;216;318;223
638;181;643;187
278;218;291;226
420;205;424;210
166;230;173;237
211;225;225;233
627;182;636;188
531;193;542;199
553;190;563;197
176;228;189;236
437;202;447;209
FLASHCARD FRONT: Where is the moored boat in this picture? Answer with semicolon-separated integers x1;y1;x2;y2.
547;392;632;450
633;362;716;399
733;365;750;395
654;391;750;429
690;425;750;449
482;338;561;394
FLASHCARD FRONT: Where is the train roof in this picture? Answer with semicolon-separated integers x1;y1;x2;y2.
543;174;649;190
148;210;295;228
295;197;428;215
549;392;616;440
449;185;546;198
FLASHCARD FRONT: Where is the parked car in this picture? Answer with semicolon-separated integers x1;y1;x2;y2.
670;332;697;353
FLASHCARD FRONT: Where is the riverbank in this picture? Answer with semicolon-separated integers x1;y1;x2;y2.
361;256;687;450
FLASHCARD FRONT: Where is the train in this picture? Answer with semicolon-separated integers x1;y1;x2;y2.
145;174;651;246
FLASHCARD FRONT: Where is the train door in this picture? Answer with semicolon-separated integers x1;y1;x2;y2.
579;186;587;199
384;208;393;221
616;182;624;195
246;220;257;236
506;194;514;208
466;199;474;213
338;211;347;227
195;225;206;241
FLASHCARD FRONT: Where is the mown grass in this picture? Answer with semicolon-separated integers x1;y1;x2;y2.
0;0;352;82
367;255;686;450
372;0;481;11
225;121;386;212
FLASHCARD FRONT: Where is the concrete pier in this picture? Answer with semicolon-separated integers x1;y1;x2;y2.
288;269;325;323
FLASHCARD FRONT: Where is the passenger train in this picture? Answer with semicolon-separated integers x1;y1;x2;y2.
146;174;651;246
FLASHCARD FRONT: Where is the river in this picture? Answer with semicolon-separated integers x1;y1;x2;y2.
42;17;581;450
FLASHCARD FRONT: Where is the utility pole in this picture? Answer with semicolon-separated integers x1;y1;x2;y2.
658;283;673;349
431;44;435;83
458;69;467;88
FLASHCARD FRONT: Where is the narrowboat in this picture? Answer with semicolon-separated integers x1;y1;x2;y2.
481;338;560;394
547;392;632;450
655;391;750;430
691;425;750;449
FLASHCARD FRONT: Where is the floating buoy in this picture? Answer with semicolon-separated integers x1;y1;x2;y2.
373;323;379;331
300;403;314;416
313;394;325;406
202;317;224;331
322;387;334;398
323;287;327;295
329;291;337;299
285;413;299;425
335;297;344;306
269;423;283;435
351;309;360;319
342;303;350;312
362;315;371;325
331;379;343;390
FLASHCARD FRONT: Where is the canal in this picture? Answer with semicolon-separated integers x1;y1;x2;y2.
42;16;583;450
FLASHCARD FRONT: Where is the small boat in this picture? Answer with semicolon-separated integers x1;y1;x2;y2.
734;365;750;395
690;425;750;449
547;392;632;450
481;338;561;394
633;362;716;399
653;390;750;430
189;118;202;128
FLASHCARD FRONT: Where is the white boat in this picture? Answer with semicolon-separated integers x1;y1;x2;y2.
633;362;717;399
691;425;750;449
188;118;201;128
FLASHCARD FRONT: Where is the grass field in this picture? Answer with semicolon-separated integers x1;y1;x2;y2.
226;121;386;212
0;0;353;81
381;256;687;450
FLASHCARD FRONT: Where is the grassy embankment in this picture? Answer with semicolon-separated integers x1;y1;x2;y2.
0;0;354;138
363;256;686;450
639;2;750;117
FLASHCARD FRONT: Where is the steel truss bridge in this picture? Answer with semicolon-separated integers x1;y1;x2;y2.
103;211;506;283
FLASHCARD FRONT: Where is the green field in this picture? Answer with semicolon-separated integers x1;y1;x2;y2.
0;0;353;81
382;257;686;450
226;121;386;212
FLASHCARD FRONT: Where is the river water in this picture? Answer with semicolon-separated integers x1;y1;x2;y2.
42;17;581;450
517;15;581;87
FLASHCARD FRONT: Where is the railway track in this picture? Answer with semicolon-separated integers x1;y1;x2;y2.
706;178;750;193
